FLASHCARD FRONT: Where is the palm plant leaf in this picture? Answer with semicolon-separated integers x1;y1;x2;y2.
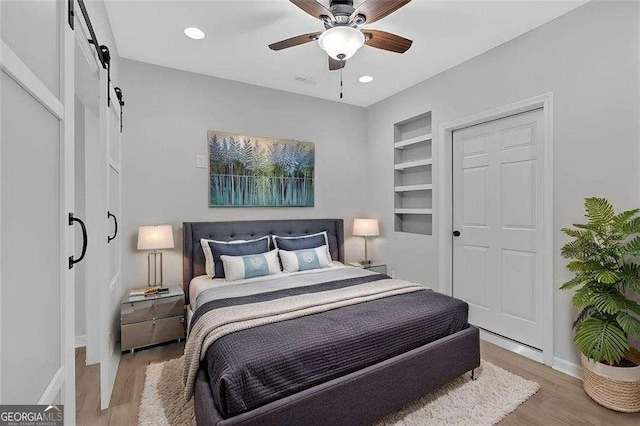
572;285;594;309
561;239;597;260
627;300;640;316
561;227;595;241
616;311;640;337
613;208;640;226
622;216;640;234
567;260;603;274
574;317;628;365
560;275;589;290
594;270;620;284
591;288;627;314
620;263;640;291
622;235;640;256
584;197;615;226
573;306;597;329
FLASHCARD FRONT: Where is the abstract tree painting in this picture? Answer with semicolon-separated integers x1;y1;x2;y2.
208;130;315;207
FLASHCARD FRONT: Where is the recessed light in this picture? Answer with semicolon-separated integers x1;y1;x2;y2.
184;27;205;40
359;75;374;83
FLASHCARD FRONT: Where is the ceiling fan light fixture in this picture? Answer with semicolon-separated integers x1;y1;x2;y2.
184;27;205;40
318;26;365;61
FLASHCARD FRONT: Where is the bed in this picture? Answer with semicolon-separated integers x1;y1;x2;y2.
183;219;480;426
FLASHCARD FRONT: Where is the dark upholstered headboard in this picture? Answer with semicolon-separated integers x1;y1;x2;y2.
183;219;344;304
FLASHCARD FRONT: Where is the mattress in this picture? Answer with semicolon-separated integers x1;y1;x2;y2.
190;268;469;419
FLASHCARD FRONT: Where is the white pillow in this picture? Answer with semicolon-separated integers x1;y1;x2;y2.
279;245;333;273
200;236;269;277
220;249;281;282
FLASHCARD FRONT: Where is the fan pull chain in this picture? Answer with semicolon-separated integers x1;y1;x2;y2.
340;67;344;100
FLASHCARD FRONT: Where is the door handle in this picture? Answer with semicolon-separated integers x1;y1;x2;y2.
69;213;88;269
108;211;118;243
453;230;461;237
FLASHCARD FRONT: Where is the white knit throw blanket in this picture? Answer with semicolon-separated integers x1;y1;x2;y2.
182;278;426;399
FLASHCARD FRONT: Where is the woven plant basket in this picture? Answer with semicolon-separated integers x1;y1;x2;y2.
581;348;640;413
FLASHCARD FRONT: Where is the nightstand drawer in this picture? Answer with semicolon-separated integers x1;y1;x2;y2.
121;315;185;351
121;295;184;325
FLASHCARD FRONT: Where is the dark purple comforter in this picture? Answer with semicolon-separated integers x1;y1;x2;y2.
192;274;469;418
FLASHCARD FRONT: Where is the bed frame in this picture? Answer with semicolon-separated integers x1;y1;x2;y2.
183;219;480;426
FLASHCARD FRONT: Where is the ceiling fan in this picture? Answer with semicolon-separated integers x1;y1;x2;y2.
269;0;413;71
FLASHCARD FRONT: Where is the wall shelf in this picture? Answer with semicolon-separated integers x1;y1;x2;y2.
394;184;433;192
395;208;433;215
393;133;432;150
393;158;432;170
394;112;433;235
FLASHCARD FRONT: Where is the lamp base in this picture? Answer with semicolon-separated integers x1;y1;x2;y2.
147;250;165;288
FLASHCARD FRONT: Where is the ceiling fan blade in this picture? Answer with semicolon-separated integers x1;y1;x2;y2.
290;0;336;22
329;57;346;71
269;32;322;51
350;0;411;24
363;29;412;53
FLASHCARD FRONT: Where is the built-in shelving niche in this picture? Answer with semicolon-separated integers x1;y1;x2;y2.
394;112;433;235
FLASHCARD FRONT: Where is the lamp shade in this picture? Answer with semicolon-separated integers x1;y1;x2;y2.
137;225;174;250
353;219;379;237
318;26;365;60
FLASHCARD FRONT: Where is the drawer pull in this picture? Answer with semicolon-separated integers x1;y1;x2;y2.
179;317;185;323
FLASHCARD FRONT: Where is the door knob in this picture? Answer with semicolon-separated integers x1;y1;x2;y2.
453;230;461;237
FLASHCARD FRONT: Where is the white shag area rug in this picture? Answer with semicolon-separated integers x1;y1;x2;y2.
139;357;539;426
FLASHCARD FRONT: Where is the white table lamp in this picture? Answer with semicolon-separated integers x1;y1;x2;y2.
137;225;174;287
353;219;379;265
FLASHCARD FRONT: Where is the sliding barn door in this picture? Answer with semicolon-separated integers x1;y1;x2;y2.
0;0;76;420
99;80;122;409
73;8;103;366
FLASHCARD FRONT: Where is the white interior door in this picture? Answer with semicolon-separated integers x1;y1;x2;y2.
453;109;544;349
0;0;76;420
99;80;122;410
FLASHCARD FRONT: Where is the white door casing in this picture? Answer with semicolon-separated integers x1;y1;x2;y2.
99;80;122;410
438;93;554;366
0;0;76;420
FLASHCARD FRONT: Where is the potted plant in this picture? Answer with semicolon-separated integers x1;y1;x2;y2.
561;197;640;412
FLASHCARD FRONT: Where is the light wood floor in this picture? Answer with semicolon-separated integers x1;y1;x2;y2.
75;341;640;425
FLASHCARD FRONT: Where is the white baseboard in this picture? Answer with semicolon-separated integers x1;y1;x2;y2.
75;334;87;348
479;329;544;364
553;356;583;380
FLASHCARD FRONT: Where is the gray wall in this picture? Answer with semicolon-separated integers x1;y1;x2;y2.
120;59;369;288
366;0;639;366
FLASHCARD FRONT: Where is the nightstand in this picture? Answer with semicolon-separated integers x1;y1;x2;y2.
121;285;185;353
363;263;387;275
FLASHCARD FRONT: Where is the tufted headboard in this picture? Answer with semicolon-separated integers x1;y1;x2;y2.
183;218;344;304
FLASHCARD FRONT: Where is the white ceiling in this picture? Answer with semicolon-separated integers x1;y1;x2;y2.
104;0;587;107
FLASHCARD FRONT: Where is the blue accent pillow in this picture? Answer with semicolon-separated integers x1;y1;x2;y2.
294;249;321;271
208;237;270;278
273;231;328;252
220;249;281;281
